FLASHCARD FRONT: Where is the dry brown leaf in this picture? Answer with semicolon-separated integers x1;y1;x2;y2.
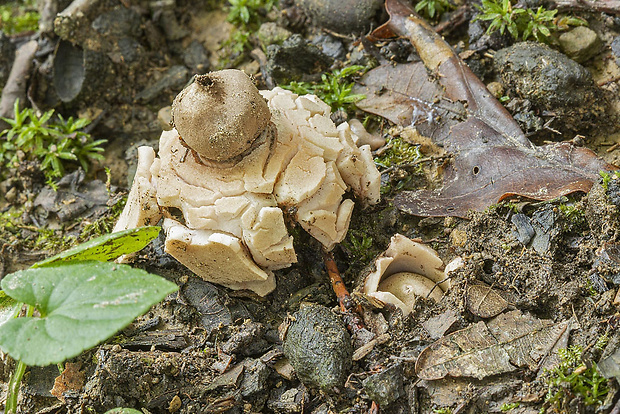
466;283;509;318
50;362;86;403
415;310;569;380
354;0;616;218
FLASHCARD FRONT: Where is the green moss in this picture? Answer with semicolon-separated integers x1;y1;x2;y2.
0;1;39;35
375;137;422;168
541;345;608;412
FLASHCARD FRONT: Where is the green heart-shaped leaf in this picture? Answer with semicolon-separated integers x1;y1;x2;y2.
0;261;178;366
34;226;161;268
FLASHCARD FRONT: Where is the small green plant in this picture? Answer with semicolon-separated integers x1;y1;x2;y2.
342;230;375;264
474;0;558;42
415;0;455;20
522;6;558;42
375;136;423;168
500;402;520;412
0;1;39;35
220;0;276;66
0;226;178;414
433;408;453;414
540;345;609;413
600;170;612;190
0;100;106;181
281;65;368;115
227;0;275;26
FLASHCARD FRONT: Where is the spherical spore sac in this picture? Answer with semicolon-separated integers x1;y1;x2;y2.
283;304;352;390
171;69;271;162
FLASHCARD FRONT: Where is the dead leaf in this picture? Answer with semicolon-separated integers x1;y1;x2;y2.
50;362;86;402
415;310;569;380
466;283;509;318
354;0;616;218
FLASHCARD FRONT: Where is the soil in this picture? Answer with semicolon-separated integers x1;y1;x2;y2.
1;0;620;413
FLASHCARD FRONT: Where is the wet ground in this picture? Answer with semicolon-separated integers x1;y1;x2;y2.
1;0;620;413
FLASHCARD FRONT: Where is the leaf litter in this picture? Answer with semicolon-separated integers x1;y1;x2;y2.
354;0;617;217
415;309;570;380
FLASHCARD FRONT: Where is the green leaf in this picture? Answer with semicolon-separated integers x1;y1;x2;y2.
104;409;143;414
0;291;19;328
34;226;161;268
0;261;178;366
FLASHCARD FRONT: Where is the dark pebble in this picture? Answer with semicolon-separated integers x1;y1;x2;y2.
282;304;352;390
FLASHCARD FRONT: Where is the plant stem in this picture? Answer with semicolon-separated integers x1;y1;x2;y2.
5;304;34;414
5;360;26;414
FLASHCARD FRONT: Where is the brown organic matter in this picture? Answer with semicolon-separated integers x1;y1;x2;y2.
354;0;617;217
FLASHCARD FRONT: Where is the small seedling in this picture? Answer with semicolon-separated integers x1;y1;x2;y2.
474;0;558;42
0;100;106;181
281;65;368;115
220;0;276;66
474;0;525;40
0;226;178;414
600;170;612;190
540;345;608;412
227;0;275;26
500;402;520;412
415;0;455;20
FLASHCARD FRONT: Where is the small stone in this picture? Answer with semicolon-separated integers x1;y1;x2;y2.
266;34;332;84
258;22;292;48
239;358;270;398
511;213;535;245
282;304;352;390
221;321;268;356
362;363;405;407
182;40;210;73
135;65;189;103
559;26;601;63
486;81;504;98
312;34;346;61
422;310;459;340
296;0;383;34
168;394;182;412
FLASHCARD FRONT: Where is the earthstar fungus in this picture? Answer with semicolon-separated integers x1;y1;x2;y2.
361;234;453;316
114;69;381;296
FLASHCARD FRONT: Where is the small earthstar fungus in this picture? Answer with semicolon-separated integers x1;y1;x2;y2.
360;234;462;316
114;69;381;296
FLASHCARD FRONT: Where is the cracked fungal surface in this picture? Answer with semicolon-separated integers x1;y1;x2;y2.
115;70;381;296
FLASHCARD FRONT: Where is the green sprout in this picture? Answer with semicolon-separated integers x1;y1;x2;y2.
415;0;455;20
522;6;558;42
0;1;39;35
220;0;276;66
0;227;178;414
540;345;608;413
474;0;558;42
500;402;520;412
281;65;368;115
227;0;275;26
0;100;106;181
